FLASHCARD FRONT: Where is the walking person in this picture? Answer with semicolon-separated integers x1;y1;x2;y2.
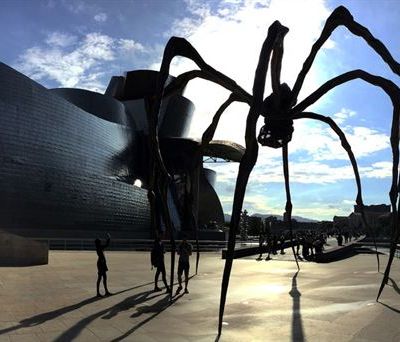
151;236;171;293
265;235;272;260
95;233;112;297
176;237;193;294
258;231;265;259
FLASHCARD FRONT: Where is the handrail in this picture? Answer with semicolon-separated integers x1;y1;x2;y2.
33;238;228;251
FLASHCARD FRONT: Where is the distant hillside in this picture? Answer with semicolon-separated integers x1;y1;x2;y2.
224;213;319;223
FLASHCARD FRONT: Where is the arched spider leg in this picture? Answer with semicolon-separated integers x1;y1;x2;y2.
291;5;400;105
200;94;243;149
270;25;289;104
217;21;289;338
149;37;253;298
156;172;177;298
269;23;300;268
282;144;300;270
145;95;177;299
193;94;245;275
290;70;400;299
293;111;376;259
163;69;251;104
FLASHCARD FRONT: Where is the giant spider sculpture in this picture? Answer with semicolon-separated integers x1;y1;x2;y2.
145;6;400;337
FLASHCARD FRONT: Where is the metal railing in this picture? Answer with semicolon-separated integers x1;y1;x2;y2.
33;238;227;252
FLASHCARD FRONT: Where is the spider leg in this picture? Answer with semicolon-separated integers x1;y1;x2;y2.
217;21;287;338
270;25;297;266
290;68;400;299
200;94;243;149
292;71;400;300
164;70;251;104
293;112;380;270
148;37;253;300
294;111;400;301
156;174;176;299
291;5;400;105
270;25;289;103
282;144;300;270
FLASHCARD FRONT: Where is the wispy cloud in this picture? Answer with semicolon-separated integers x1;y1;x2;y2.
45;32;77;47
333;108;357;124
15;32;147;91
61;0;86;14
290;115;390;161
153;0;335;144
94;12;107;23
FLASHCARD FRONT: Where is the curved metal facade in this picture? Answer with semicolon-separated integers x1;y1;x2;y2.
0;63;150;238
0;64;230;239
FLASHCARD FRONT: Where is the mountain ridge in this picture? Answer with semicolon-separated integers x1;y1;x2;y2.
224;213;319;223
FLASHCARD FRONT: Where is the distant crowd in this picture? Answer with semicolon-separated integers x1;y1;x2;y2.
93;229;362;297
258;229;362;261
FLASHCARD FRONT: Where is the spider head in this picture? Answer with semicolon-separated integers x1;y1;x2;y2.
257;83;294;148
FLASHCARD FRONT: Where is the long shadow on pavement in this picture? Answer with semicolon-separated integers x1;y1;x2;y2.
53;288;165;342
110;292;185;342
377;277;400;314
289;271;305;342
388;277;400;295
0;281;153;336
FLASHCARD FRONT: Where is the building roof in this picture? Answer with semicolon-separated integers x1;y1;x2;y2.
159;137;245;163
202;140;245;162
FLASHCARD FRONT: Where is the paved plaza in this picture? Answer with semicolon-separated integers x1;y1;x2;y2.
0;250;399;341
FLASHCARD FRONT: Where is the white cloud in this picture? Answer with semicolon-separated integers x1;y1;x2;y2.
290;117;390;161
15;32;147;92
333;108;356;124
62;0;86;14
213;154;392;185
153;0;336;145
118;39;146;53
147;0;394;220
45;32;77;47
94;13;107;23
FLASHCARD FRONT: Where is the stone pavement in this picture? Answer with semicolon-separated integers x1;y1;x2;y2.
0;250;399;341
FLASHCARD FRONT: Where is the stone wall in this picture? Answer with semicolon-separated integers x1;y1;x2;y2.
0;230;48;266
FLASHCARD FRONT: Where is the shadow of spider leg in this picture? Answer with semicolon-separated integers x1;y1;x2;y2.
292;69;400;300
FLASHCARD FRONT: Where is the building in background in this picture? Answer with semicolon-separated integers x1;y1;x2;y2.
0;63;243;239
333;204;391;237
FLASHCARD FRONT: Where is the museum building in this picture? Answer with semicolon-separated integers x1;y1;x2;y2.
0;63;243;239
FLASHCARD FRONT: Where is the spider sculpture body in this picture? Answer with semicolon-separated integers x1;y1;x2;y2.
146;6;400;337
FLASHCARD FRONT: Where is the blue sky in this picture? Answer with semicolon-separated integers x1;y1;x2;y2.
1;0;400;220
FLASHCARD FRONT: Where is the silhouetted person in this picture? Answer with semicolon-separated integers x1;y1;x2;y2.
295;234;301;256
337;233;343;246
176;238;193;294
258;232;265;259
272;235;278;255
95;233;111;297
151;237;171;293
265;235;272;260
344;231;349;244
280;234;286;254
314;237;324;254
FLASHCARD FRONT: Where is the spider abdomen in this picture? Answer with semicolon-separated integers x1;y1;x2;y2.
258;83;294;148
257;118;294;148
